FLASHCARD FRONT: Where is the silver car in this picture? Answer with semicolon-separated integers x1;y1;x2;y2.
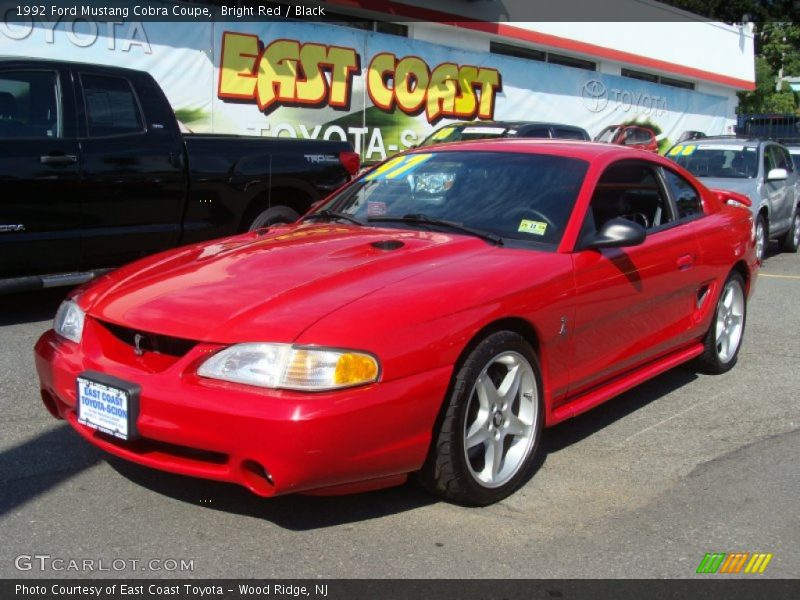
668;137;800;261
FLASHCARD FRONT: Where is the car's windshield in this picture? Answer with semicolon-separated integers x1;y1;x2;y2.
669;144;759;179
419;125;508;147
594;126;619;143
315;151;589;246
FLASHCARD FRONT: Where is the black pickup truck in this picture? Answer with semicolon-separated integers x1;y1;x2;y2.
0;58;359;293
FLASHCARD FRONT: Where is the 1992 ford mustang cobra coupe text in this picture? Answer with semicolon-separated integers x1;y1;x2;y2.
35;140;758;505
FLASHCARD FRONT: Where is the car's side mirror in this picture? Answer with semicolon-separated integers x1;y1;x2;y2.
581;218;646;250
767;168;788;181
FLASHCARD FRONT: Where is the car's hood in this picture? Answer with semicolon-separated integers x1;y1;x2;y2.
87;224;491;343
695;177;757;198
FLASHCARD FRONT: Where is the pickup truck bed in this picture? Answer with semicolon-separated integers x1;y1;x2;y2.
0;58;358;293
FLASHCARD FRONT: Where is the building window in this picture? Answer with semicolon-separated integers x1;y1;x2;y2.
325;11;408;36
490;41;545;62
622;68;695;90
547;52;596;71
621;68;657;83
660;76;695;90
491;42;595;71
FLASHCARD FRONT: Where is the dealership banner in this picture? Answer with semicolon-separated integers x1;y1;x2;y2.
0;8;734;160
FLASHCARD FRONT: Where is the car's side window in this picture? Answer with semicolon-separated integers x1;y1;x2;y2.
662;168;704;220
781;148;795;172
772;146;793;172
0;70;60;139
525;127;551;138
80;74;144;138
763;145;777;175
630;128;651;144
584;162;674;235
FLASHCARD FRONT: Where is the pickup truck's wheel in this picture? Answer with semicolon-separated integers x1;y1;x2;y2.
779;208;800;253
246;206;300;231
419;331;543;505
693;272;746;374
755;214;767;262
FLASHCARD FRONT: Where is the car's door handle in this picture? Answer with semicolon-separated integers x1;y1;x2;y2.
40;154;77;165
677;254;695;270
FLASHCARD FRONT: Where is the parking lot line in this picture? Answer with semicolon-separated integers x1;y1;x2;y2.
615;390;730;447
759;273;800;280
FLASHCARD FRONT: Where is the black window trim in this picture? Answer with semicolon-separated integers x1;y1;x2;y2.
78;71;147;140
0;68;63;141
657;165;706;225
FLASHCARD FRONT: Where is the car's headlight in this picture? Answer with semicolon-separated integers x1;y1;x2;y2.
53;299;85;343
197;343;380;391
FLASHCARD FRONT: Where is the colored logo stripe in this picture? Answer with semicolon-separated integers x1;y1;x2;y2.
744;553;773;574
696;552;773;574
697;553;726;574
719;553;749;574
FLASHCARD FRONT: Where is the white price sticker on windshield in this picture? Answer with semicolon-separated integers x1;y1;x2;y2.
518;220;547;235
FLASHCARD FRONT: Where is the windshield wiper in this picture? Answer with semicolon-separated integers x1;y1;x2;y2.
368;213;503;246
302;209;364;226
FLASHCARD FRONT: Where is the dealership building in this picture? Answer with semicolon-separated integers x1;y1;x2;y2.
0;0;755;160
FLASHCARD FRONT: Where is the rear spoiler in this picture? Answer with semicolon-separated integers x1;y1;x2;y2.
710;188;752;209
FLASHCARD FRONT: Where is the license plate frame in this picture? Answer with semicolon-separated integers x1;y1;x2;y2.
76;371;140;441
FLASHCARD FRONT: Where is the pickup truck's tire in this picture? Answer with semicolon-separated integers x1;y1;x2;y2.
246;206;300;231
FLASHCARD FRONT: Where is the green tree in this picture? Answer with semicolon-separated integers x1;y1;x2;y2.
737;23;800;114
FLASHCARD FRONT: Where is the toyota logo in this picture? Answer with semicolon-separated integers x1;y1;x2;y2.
582;79;608;112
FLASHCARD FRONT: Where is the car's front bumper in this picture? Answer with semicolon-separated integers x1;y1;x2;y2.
34;323;450;497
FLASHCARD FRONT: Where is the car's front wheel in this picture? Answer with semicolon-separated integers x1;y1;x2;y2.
779;207;800;253
755;214;767;262
693;272;747;374
420;331;543;505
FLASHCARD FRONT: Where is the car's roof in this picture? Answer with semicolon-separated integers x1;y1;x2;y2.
411;138;645;160
686;137;762;147
441;120;585;131
0;56;144;74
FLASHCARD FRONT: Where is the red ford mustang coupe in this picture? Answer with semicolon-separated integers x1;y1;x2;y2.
35;140;758;505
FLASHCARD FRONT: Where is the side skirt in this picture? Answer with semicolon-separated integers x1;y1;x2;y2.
549;343;704;426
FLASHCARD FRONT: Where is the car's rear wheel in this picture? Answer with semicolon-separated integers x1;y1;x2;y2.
419;331;543;505
779;207;800;253
755;214;767;262
693;272;746;374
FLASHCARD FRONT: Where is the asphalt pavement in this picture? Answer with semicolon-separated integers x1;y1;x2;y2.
0;249;798;580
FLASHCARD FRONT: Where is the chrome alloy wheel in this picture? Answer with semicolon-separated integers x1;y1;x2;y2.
755;219;766;261
715;278;745;364
793;212;800;248
463;351;537;488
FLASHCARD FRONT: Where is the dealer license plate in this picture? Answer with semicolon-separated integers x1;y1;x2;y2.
77;374;139;440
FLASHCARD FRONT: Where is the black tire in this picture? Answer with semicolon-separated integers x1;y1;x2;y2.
419;331;544;506
245;205;301;232
779;207;800;253
755;214;768;262
692;272;747;375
